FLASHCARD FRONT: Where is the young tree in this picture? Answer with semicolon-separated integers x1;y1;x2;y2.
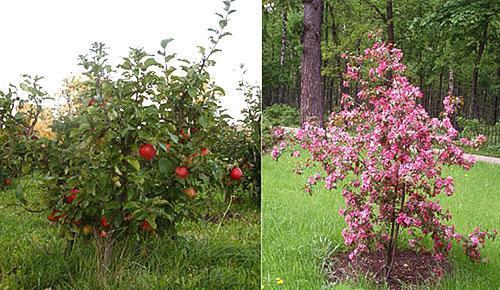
273;39;496;281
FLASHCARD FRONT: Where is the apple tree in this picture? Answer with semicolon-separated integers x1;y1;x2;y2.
38;0;241;269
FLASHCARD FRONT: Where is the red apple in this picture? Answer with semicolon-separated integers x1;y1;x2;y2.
47;210;64;222
3;179;12;186
179;129;190;140
201;147;209;156
82;224;92;235
175;166;189;179
100;216;110;229
230;167;243;181
138;143;157;161
140;220;152;232
183;187;197;199
65;188;79;204
99;230;108;238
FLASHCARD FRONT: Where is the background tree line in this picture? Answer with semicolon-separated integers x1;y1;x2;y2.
263;0;499;125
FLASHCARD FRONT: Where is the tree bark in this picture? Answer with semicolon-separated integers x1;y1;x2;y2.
386;0;394;44
279;5;289;105
331;4;345;109
438;69;443;115
448;68;458;127
469;22;489;118
494;67;499;123
300;0;324;126
279;7;288;67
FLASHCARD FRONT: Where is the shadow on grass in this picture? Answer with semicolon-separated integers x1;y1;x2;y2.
1;233;260;289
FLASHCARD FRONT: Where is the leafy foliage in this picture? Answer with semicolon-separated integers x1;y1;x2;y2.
0;0;259;269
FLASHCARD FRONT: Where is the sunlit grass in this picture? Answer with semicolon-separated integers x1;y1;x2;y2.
262;153;500;289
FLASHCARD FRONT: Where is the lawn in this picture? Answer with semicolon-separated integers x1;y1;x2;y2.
0;189;260;289
262;153;500;289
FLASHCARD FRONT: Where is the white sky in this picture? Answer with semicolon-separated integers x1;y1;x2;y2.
0;0;261;120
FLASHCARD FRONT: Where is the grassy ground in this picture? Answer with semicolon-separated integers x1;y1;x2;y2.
464;147;500;158
0;190;260;289
262;153;500;289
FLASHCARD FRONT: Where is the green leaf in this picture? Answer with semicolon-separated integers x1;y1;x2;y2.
125;157;141;171
187;86;197;97
167;131;179;143
160;38;174;49
158;158;175;174
144;58;159;67
124;201;139;210
164;54;176;63
198;114;208;127
104;201;121;210
146;216;157;230
114;166;123;176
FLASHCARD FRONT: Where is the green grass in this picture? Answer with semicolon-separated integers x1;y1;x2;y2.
0;191;260;289
262;153;500;289
464;147;500;158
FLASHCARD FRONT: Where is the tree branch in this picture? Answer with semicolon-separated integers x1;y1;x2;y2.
361;0;387;22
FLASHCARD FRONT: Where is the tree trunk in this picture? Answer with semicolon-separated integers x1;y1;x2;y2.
321;5;330;114
494;67;499;123
331;4;345;109
93;228;114;273
448;68;457;127
279;7;288;67
386;0;394;44
300;0;324;126
384;184;406;281
448;68;454;95
469;22;489;118
438;70;443;115
278;4;289;105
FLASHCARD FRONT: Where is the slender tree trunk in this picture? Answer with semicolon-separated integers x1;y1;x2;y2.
331;4;345;109
494;67;499;123
494;94;498;124
279;8;288;67
448;68;454;95
279;6;289;105
93;228;114;272
428;85;433;115
300;0;324;126
448;68;458;127
470;22;489;118
384;183;406;281
438;70;443;115
386;0;394;44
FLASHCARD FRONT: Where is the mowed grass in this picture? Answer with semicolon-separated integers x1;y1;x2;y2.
262;153;500;289
0;191;260;289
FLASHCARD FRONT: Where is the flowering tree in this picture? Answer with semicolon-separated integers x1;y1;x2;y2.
272;40;496;280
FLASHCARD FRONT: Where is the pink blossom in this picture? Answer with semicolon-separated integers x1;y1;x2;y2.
271;39;496;263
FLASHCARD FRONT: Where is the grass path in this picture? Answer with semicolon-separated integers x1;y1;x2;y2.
262;153;500;289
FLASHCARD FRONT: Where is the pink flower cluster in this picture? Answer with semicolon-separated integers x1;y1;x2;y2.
273;40;495;262
462;228;497;261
